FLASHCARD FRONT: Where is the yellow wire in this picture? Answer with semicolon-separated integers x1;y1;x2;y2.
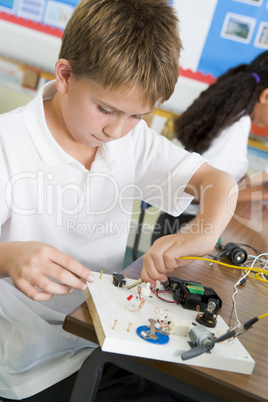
247;274;268;283
177;256;268;274
258;313;268;320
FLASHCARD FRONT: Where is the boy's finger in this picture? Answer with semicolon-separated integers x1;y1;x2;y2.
141;259;167;282
30;270;75;294
46;246;95;282
17;278;54;302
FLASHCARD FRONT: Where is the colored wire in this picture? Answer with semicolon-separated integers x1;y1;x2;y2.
245;254;268;281
258;313;268;320
232;271;251;327
151;289;178;304
234;253;267;326
177;256;268;275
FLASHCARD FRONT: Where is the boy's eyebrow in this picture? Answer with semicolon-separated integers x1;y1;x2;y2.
99;100;153;116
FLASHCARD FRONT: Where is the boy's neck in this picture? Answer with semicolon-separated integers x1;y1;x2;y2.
43;94;97;170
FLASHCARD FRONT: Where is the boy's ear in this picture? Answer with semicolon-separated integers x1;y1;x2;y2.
55;59;72;94
259;88;268;104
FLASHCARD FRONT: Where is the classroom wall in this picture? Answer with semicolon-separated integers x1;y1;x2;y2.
0;0;267;115
0;0;217;113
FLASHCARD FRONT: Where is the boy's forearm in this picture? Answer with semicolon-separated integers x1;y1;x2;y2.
186;165;238;239
238;186;263;202
237;171;268;202
201;173;236;234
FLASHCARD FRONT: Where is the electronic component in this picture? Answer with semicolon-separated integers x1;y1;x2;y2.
127;278;142;289
181;315;263;361
154;308;172;333
141;282;151;297
136;318;170;344
112;319;118;329
169;319;189;336
196;301;218;327
125;293;145;311
162;277;222;313
112;273;126;287
181;326;215;360
217;241;247;265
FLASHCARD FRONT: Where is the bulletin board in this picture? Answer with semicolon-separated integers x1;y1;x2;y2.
197;0;268;79
0;0;79;37
172;0;268;83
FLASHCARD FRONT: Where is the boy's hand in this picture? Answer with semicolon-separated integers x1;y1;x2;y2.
141;231;216;286
141;164;237;285
2;241;94;301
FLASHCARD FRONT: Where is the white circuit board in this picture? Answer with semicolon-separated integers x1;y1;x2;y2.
86;272;255;375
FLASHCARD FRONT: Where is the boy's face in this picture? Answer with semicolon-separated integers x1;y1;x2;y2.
57;70;153;148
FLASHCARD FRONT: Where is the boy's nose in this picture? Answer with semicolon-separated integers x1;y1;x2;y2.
103;117;125;140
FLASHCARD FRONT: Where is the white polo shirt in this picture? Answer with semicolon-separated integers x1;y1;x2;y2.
0;81;205;399
173;115;251;216
202;115;251;183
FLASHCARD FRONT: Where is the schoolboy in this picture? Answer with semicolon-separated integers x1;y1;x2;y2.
0;0;237;400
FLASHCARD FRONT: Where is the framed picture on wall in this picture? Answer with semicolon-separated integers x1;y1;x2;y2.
254;21;268;48
233;0;263;6
17;0;45;22
0;0;15;11
221;12;256;43
44;1;74;30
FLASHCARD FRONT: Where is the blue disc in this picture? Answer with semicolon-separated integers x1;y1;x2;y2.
136;325;169;344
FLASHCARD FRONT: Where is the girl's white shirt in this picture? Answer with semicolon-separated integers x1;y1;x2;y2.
202;115;251;183
173;115;251;215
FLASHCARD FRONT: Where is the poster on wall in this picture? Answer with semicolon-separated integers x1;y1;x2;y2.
0;0;79;36
197;0;268;78
173;0;267;82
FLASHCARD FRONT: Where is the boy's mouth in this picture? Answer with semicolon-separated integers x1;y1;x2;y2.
92;135;109;143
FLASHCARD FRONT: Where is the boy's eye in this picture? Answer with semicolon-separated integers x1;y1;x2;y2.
98;105;143;120
98;106;115;115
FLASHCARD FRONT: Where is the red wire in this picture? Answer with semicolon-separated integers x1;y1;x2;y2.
151;289;179;304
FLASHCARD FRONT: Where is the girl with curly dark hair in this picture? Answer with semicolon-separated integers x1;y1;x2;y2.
152;51;268;243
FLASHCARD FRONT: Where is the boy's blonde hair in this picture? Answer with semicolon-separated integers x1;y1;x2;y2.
59;0;182;107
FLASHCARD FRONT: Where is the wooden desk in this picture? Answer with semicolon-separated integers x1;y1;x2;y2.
63;201;268;402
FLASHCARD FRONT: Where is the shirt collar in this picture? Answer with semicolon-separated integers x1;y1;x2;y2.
23;80;74;166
